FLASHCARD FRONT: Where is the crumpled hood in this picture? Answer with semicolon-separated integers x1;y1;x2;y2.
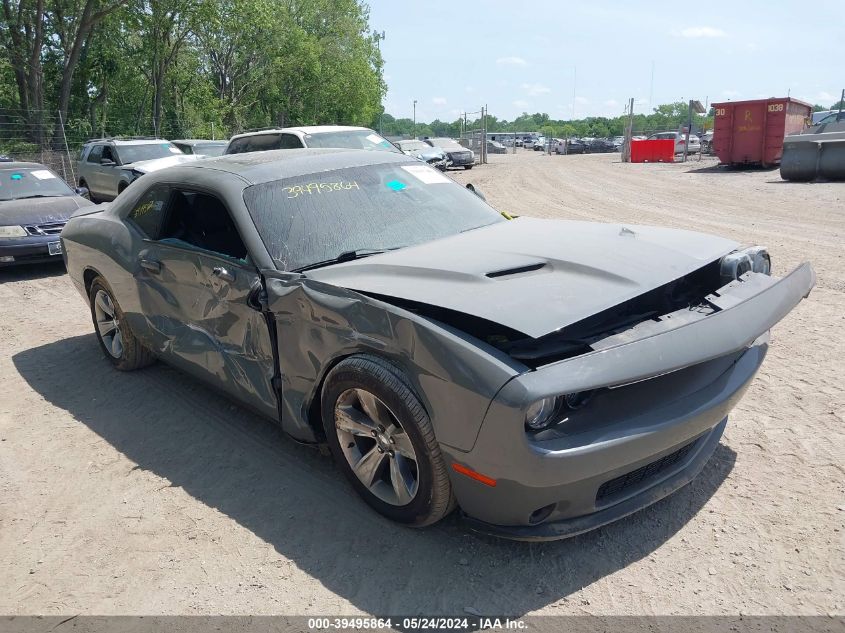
306;217;738;338
124;154;199;173
0;195;92;225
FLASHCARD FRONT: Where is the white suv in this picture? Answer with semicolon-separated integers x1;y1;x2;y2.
647;131;701;155
224;125;402;155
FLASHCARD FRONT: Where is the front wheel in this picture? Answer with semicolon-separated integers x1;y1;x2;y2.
321;355;455;526
89;277;155;371
464;165;473;170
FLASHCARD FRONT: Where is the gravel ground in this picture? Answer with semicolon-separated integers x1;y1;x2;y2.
0;152;842;616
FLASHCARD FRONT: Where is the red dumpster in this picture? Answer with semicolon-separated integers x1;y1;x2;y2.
630;139;675;163
711;97;811;167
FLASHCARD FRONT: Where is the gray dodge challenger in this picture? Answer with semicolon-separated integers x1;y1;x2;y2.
61;148;815;540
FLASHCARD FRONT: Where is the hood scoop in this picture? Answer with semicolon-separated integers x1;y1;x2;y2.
486;262;547;279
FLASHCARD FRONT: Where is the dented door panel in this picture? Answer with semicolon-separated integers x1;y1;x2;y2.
137;243;277;419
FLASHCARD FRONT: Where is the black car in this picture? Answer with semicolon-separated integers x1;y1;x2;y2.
423;137;475;169
587;138;617;153
556;139;589;155
0;162;93;266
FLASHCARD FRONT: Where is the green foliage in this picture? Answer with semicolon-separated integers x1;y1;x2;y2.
0;0;385;143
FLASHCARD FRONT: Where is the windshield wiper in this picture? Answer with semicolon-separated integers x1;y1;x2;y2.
10;194;62;200
294;247;400;273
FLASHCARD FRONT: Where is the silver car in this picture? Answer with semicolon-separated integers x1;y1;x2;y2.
647;131;702;154
77;138;199;202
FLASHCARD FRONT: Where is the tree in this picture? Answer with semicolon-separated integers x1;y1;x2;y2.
1;0;46;142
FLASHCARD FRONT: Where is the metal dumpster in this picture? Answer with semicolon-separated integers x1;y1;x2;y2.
711;98;812;167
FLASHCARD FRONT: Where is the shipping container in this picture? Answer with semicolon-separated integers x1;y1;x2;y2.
711;97;812;167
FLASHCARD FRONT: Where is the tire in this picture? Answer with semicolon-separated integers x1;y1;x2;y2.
464;165;473;170
79;179;96;203
321;355;456;527
88;276;155;371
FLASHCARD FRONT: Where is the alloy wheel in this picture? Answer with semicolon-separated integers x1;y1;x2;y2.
334;388;419;506
93;289;123;359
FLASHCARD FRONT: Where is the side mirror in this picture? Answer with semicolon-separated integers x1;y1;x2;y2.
100;158;116;166
466;183;486;201
75;186;90;199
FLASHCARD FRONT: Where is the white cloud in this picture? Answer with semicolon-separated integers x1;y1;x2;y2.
432;97;447;106
513;99;530;109
604;99;619;108
497;56;527;66
816;91;836;104
678;26;727;38
521;82;550;97
575;96;589;104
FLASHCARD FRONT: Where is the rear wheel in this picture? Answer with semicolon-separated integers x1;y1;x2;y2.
88;277;155;371
321;355;455;526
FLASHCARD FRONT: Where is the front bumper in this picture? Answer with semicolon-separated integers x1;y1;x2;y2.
442;263;815;539
447;152;474;166
0;237;63;266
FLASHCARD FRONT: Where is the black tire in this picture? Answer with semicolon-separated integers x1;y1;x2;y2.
79;179;96;203
88;276;155;371
464;165;473;170
321;355;456;526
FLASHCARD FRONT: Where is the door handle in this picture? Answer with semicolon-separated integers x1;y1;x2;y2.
140;258;161;274
212;266;235;282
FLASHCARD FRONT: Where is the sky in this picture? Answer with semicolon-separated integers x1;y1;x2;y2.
367;0;844;122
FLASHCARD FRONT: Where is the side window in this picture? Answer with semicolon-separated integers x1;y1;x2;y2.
87;145;103;163
225;138;248;154
101;145;117;164
176;144;192;154
159;189;248;261
245;134;283;152
127;185;170;239
278;134;304;149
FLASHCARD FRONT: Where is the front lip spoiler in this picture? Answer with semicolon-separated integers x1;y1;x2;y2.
462;417;726;542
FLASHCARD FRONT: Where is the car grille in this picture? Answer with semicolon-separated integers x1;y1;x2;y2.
450;151;472;162
596;439;697;503
24;221;66;236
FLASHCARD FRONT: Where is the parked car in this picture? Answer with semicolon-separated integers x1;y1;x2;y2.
532;137;547;151
514;138;524;147
0;154;12;162
0;161;92;266
171;139;228;157
555;138;589;154
647;131;701;155
487;140;508;154
423;137;475;169
395;139;449;170
523;138;538;150
700;131;714;154
77;138;198;202
611;136;625;151
588;138;617;153
61;148;814;539
225;126;402;155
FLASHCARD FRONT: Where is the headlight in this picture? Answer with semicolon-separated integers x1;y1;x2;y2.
720;246;771;283
524;396;559;430
0;225;27;238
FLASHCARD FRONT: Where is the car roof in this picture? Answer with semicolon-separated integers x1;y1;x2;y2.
0;161;50;170
84;138;173;146
229;125;373;141
172;139;226;145
174;148;415;186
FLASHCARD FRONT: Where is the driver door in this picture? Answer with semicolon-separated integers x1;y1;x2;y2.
129;186;278;419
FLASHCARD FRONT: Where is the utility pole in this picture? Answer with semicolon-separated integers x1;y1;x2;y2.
376;31;386;134
622;97;634;162
413;100;417;139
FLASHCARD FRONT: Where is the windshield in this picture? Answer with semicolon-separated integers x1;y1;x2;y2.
243;161;504;271
398;140;428;151
194;142;227;156
302;130;401;153
0;167;74;201
117;142;183;164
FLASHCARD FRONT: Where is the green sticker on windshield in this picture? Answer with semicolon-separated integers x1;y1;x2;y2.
11;173;22;180
386;180;406;191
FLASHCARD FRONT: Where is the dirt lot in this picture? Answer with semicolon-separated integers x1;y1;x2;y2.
1;152;842;616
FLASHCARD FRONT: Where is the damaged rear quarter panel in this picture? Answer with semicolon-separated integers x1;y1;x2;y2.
264;273;523;450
